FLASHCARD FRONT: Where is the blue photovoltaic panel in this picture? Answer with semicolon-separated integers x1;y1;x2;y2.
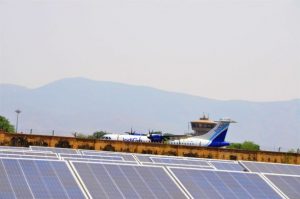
64;157;138;164
135;155;153;163
141;162;214;169
151;157;210;166
0;146;31;150
170;168;282;199
60;154;123;160
0;158;85;199
0;150;57;157
265;174;300;199
210;162;246;171
198;158;234;163
72;162;187;199
0;154;58;160
0;158;32;198
30;146;78;154
242;161;300;175
82;151;136;161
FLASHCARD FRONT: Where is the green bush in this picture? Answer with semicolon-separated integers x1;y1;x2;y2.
227;141;260;151
0;115;15;133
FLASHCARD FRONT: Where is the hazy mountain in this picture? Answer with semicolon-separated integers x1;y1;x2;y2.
0;77;299;150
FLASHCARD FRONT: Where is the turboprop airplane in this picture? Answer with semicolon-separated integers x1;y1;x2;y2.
102;118;235;147
169;118;235;147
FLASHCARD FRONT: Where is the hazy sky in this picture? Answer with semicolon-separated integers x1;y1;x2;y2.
1;0;299;101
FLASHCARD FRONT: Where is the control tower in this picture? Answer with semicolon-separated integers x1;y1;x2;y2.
191;115;217;136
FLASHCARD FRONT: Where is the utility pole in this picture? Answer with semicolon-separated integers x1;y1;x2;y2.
15;109;21;133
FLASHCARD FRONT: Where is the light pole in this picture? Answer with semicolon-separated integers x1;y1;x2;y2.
15;109;21;133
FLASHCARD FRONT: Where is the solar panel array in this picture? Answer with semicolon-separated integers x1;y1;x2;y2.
0;158;85;199
0;145;299;199
72;162;187;199
170;168;282;199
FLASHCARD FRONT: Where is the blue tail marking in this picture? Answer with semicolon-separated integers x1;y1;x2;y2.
208;123;230;147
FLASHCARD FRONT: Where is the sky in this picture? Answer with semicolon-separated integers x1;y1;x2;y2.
0;0;299;101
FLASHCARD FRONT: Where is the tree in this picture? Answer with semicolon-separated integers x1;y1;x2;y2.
0;115;15;133
72;131;107;139
241;141;260;151
89;131;107;139
227;141;260;151
227;143;242;150
73;133;89;139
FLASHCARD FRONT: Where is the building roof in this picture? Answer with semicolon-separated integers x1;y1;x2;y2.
191;120;217;124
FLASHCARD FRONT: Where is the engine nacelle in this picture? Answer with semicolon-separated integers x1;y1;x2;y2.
148;134;164;142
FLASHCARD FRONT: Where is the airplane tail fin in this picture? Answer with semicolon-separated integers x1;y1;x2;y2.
195;118;235;146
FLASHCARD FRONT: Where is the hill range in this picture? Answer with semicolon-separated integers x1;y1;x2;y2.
0;77;299;150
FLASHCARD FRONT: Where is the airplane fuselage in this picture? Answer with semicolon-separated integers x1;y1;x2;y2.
103;134;151;142
103;134;229;147
169;138;230;147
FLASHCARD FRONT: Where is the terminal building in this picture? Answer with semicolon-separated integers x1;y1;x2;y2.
190;115;217;136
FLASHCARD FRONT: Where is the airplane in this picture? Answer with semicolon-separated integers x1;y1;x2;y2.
169;118;235;147
102;118;235;147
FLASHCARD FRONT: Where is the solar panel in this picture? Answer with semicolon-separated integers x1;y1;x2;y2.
136;154;237;167
136;154;193;163
241;161;300;175
0;146;31;150
135;155;153;163
210;161;246;171
187;157;234;163
141;162;214;170
264;174;300;199
81;151;136;161
150;157;210;167
71;162;187;198
170;168;282;199
0;150;57;157
30;146;78;154
0;154;59;160
60;153;124;161
64;157;139;164
0;158;86;198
